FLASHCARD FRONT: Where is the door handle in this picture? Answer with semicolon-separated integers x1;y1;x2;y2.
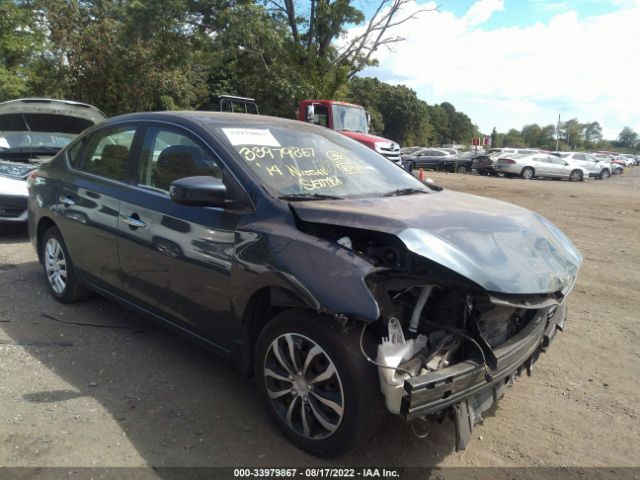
60;196;76;207
122;215;146;229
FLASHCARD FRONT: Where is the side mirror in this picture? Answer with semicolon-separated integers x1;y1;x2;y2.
365;111;371;124
170;176;226;207
305;105;315;122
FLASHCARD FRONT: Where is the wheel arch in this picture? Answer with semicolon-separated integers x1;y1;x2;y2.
238;286;317;378
36;216;57;264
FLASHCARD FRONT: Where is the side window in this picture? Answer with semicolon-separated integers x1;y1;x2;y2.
313;106;329;128
137;127;222;193
534;156;548;163
573;154;586;160
66;140;84;166
70;126;136;182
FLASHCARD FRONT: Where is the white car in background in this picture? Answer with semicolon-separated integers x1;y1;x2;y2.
552;152;612;180
495;152;589;181
0;98;106;223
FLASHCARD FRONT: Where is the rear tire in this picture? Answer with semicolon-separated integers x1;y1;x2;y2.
599;169;610;180
569;169;584;182
254;310;382;457
41;226;92;303
456;164;469;174
520;167;534;179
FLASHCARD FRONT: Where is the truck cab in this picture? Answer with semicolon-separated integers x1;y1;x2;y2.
299;100;401;165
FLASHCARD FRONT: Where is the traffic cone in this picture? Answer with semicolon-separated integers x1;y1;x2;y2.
419;168;425;181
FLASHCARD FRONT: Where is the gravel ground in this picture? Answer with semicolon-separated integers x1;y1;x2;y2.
0;168;639;472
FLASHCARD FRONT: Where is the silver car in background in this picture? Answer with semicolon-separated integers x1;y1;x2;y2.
552;152;612;180
495;153;589;181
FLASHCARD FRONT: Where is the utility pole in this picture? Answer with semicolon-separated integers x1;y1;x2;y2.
556;114;561;151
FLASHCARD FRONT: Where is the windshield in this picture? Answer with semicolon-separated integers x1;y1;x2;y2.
0;131;75;150
216;125;431;199
332;105;368;133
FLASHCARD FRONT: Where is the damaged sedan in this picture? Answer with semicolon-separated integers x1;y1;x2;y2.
28;112;582;457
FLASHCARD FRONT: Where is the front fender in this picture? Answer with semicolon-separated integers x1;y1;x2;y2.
230;227;380;322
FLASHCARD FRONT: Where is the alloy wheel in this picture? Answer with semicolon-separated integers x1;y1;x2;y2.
263;333;344;440
45;238;67;294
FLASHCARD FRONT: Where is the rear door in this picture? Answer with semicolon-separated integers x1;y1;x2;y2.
58;124;140;290
117;124;247;351
531;155;551;176
548;155;570;177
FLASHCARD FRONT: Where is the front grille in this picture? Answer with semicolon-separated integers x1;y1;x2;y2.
0;195;28;209
378;144;401;162
0;207;25;218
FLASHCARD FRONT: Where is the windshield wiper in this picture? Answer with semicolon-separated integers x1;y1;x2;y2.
381;188;428;197
278;193;344;201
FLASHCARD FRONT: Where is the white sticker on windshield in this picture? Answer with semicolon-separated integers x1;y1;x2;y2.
222;128;281;147
0;137;9;148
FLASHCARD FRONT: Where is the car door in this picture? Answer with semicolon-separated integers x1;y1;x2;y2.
531;155;551;176
548;155;570;178
418;149;444;169
116;124;248;352
57;124;140;291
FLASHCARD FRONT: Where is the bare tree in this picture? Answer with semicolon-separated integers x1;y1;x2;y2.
265;0;439;77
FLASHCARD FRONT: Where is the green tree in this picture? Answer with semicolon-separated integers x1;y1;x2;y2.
617;126;639;149
376;83;431;145
582;121;603;149
490;127;498;148
0;0;54;100
502;128;525;147
43;0;210;115
264;0;437;92
562;118;583;150
521;124;542;147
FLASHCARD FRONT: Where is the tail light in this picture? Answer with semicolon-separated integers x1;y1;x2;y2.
501;158;516;164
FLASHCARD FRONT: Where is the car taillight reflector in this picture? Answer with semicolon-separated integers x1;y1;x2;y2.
501;158;516;164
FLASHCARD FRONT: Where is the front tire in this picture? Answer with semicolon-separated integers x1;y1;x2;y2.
41;226;92;303
456;164;469;174
254;310;382;457
599;169;610;180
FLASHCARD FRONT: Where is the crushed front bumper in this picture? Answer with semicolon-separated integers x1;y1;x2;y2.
400;303;566;449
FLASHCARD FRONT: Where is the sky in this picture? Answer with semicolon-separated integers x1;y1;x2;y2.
352;0;640;140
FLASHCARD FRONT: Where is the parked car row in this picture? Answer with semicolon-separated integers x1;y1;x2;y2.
399;144;638;182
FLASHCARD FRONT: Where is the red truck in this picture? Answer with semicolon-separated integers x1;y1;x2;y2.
299;100;401;165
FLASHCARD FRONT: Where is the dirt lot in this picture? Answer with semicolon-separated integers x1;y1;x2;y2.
1;169;639;471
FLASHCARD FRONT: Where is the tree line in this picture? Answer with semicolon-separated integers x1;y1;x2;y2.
0;0;478;147
1;0;635;151
490;121;639;153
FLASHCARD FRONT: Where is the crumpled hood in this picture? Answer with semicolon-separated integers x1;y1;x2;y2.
291;190;582;294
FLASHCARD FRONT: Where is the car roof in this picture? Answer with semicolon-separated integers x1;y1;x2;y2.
105;111;305;129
